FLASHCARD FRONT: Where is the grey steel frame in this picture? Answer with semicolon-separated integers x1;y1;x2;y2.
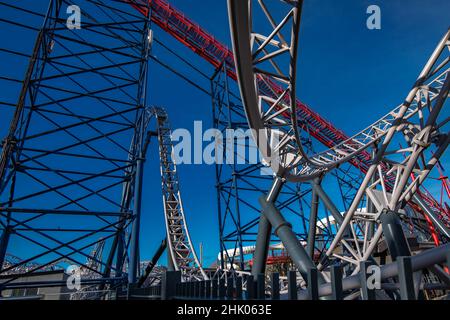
227;0;449;298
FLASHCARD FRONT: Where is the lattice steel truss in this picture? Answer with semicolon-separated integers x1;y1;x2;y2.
0;0;152;290
149;107;207;281
319;31;450;273
212;63;345;272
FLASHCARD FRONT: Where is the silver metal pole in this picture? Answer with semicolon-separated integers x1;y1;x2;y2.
251;176;284;277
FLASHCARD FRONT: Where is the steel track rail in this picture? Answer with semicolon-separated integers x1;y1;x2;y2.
147;107;208;280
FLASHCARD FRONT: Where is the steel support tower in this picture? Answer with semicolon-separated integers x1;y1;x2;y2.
0;0;152;291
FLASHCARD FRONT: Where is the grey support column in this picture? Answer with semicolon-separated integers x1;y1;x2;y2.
251;177;284;277
306;178;320;258
258;196;326;284
313;182;344;226
380;209;411;260
167;251;175;271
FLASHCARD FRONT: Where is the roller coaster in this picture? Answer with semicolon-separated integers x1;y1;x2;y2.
0;0;449;300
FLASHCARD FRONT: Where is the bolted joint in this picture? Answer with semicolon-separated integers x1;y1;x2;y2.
377;208;394;222
14;162;26;173
4;225;15;235
273;221;292;237
258;196;325;285
412;133;431;148
1;136;18;148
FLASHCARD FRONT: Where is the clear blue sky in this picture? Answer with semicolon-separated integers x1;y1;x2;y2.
0;0;449;269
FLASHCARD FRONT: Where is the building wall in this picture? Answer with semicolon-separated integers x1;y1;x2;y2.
0;271;73;300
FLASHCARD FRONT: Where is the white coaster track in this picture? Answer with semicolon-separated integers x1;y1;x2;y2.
147;107;208;280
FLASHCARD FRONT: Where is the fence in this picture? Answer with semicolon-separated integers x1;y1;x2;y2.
137;247;450;301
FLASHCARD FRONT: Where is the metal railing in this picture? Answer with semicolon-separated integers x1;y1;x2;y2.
151;244;450;300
